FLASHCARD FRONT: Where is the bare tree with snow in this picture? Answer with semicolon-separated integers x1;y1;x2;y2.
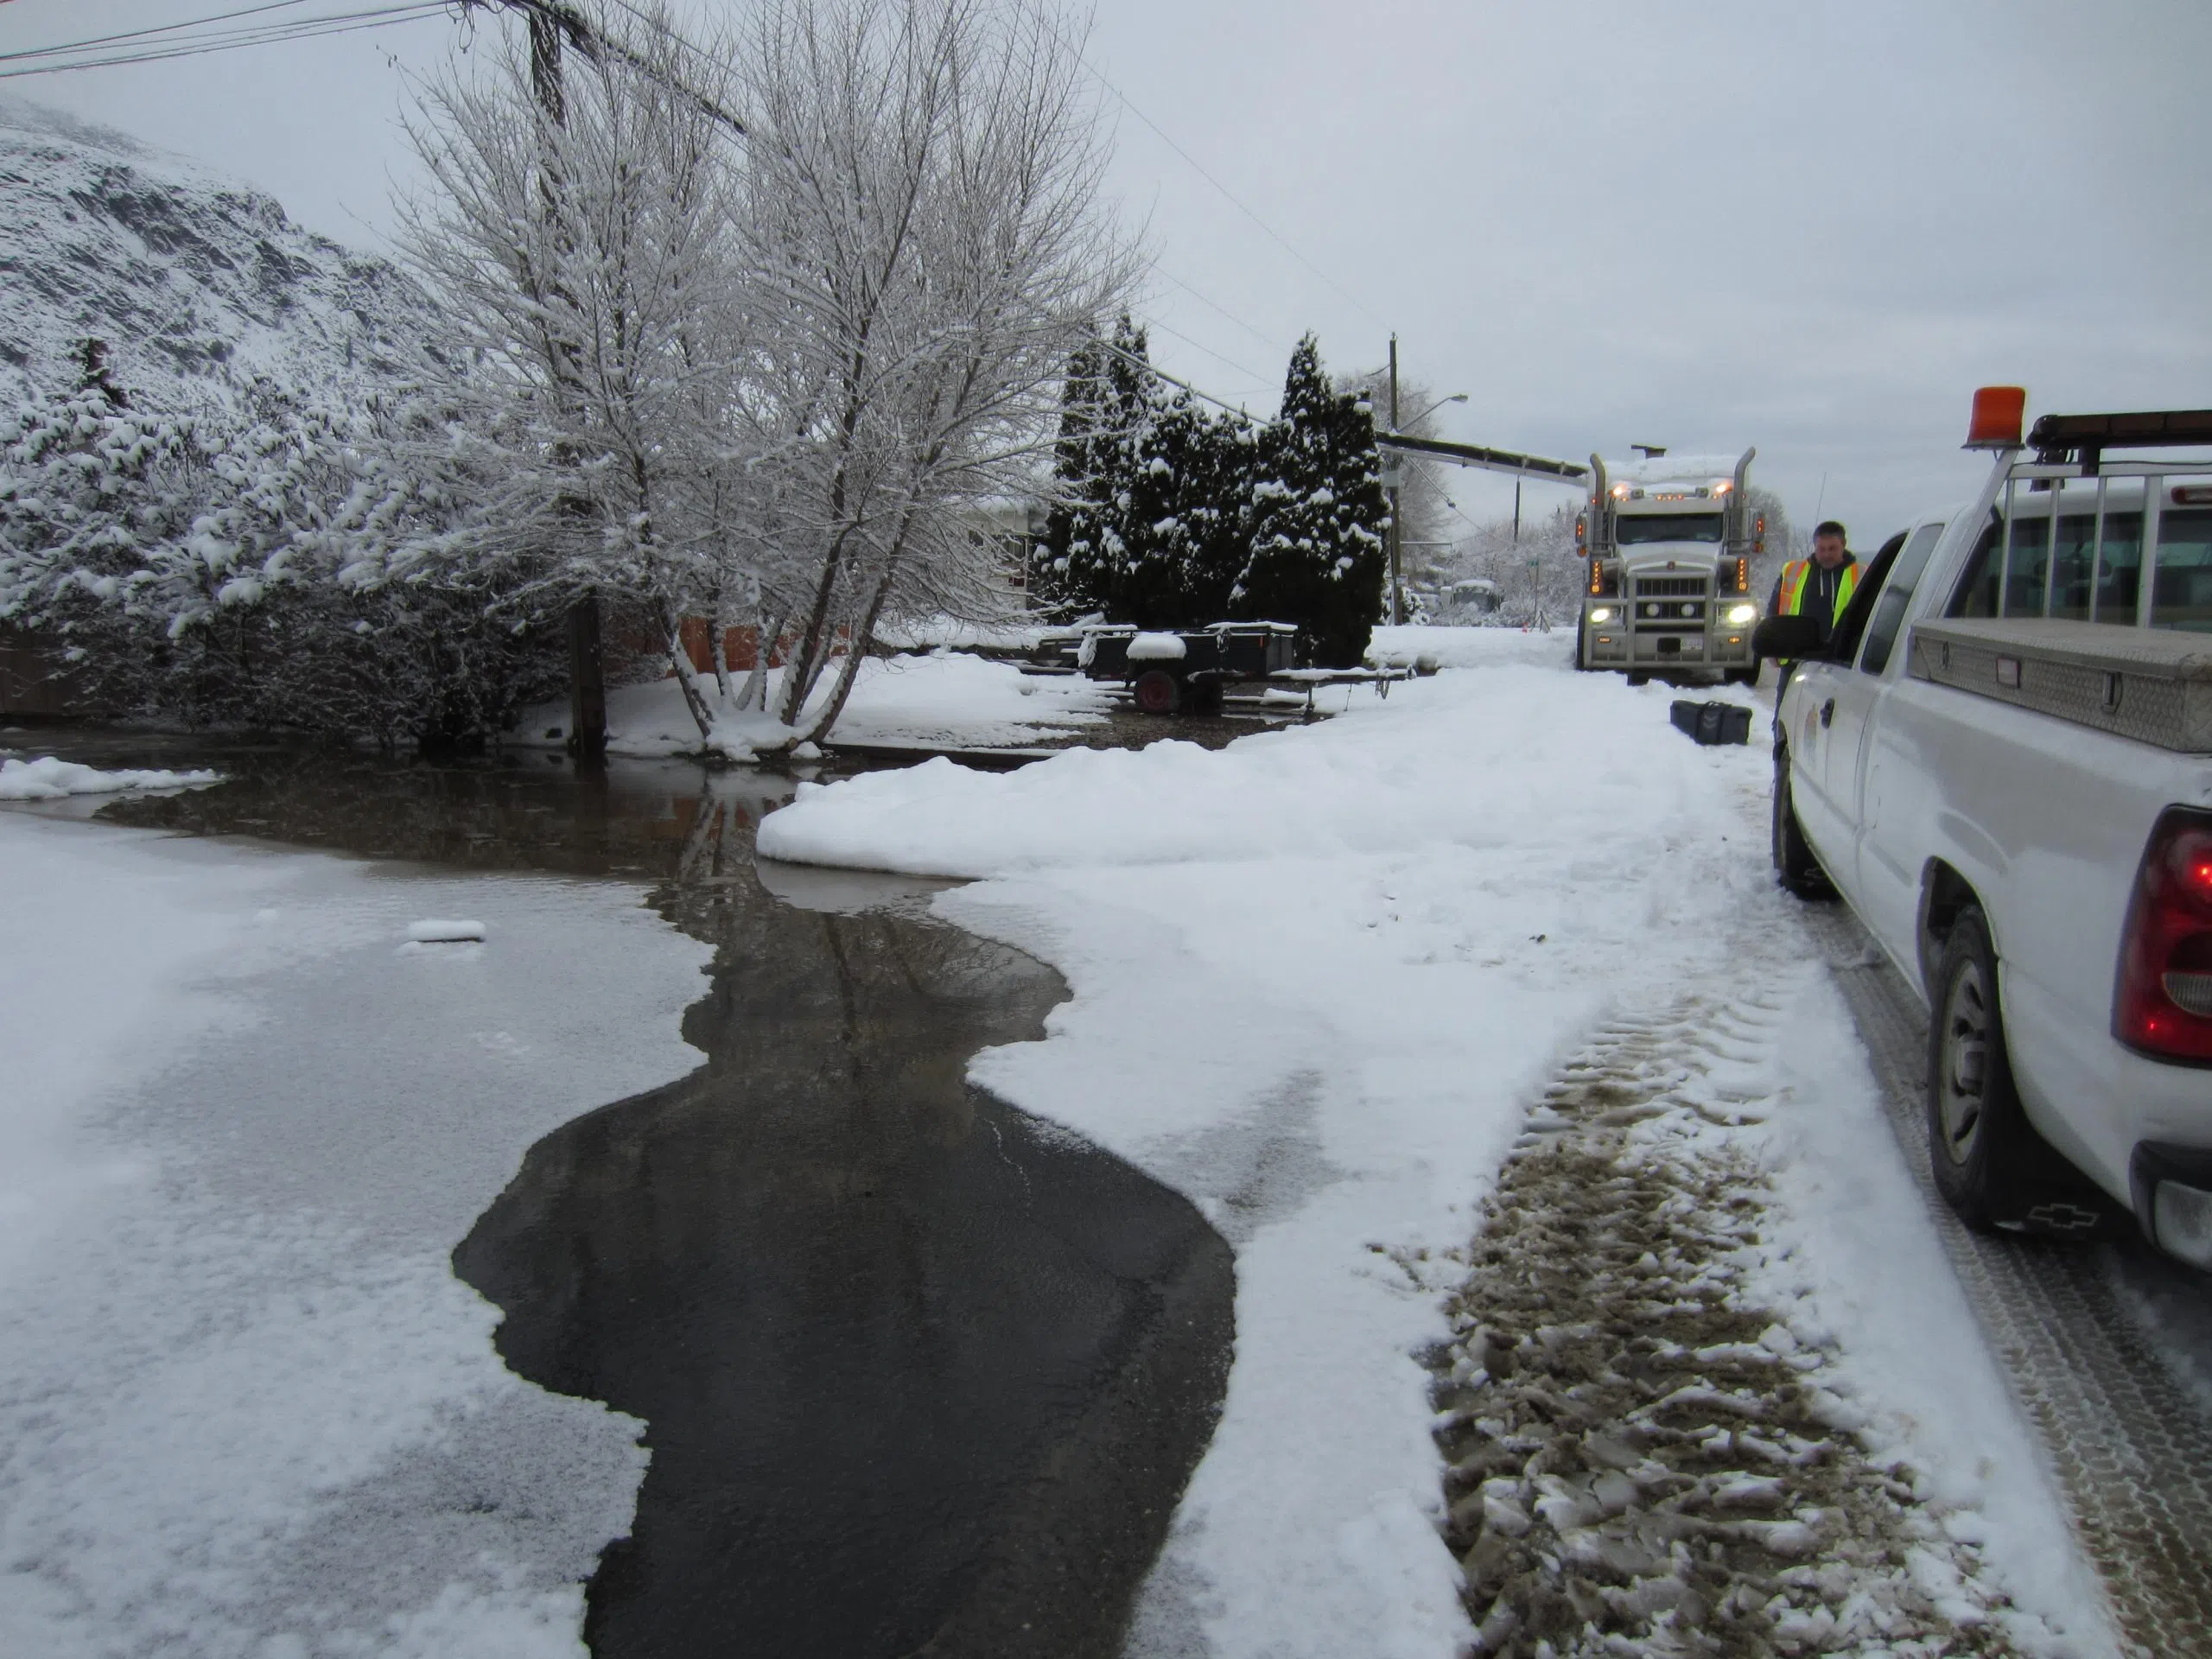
401;4;757;743
728;0;1141;740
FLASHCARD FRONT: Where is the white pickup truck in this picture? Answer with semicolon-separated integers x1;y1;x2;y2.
1758;390;2212;1268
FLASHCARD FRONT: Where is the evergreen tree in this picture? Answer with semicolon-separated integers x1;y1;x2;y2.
1117;390;1259;628
1234;335;1388;666
1039;317;1153;620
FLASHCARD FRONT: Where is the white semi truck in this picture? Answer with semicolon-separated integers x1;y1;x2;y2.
1575;449;1763;683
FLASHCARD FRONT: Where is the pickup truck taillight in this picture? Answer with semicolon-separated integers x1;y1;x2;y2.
2114;808;2212;1064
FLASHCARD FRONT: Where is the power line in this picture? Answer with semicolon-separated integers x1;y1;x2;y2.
1149;266;1277;351
1095;338;1256;424
0;0;319;63
1074;50;1388;332
0;3;448;79
1141;316;1269;392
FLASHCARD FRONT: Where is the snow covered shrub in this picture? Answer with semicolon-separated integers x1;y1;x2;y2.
1039;319;1256;629
1231;336;1388;666
1040;327;1386;664
0;381;563;745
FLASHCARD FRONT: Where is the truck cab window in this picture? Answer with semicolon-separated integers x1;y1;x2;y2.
1947;521;2005;618
2091;512;2144;622
1858;520;1945;674
2152;508;2212;632
1999;520;2051;616
1825;531;1904;666
1611;513;1724;545
2043;514;2101;620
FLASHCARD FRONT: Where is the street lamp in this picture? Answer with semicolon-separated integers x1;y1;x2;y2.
1402;391;1468;429
1387;391;1466;626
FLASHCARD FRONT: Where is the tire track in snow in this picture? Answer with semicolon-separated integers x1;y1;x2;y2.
1800;904;2212;1659
1422;948;2050;1657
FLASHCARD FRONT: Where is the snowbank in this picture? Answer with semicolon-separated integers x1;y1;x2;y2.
758;667;1777;1655
0;753;219;799
757;662;2103;1657
1365;623;1577;671
0;814;712;1657
509;651;1110;759
871;613;1051;652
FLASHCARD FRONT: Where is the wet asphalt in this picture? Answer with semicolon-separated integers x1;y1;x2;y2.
26;732;1238;1658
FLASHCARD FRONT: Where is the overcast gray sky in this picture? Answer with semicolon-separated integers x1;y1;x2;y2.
9;0;2209;540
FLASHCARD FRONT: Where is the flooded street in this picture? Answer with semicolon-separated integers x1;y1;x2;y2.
29;730;1237;1657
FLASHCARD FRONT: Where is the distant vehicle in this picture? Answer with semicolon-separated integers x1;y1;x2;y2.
1445;578;1502;618
1576;449;1762;684
1759;387;2212;1267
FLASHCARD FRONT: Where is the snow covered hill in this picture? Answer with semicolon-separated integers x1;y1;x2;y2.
0;95;443;413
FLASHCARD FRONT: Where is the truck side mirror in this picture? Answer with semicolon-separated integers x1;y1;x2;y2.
1751;613;1823;661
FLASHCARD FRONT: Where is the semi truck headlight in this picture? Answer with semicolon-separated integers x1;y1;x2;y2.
1588;606;1614;624
1726;602;1758;626
2155;1181;2212;1269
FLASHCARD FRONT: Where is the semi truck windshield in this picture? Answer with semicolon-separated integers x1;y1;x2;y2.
1614;512;1725;545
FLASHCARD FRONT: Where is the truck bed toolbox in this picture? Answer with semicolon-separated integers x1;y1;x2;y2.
1908;618;2212;753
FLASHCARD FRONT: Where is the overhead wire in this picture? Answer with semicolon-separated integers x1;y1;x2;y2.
0;0;321;63
1072;47;1388;333
1137;317;1268;396
1147;266;1276;351
0;3;450;79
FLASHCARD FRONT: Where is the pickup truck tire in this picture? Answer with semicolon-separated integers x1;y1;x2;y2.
1770;748;1833;899
1927;908;2028;1231
1132;669;1181;716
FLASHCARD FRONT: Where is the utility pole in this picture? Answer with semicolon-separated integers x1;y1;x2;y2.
1387;334;1402;627
518;3;607;762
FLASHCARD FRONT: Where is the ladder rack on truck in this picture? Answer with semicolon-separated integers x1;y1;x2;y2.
1897;403;2212;744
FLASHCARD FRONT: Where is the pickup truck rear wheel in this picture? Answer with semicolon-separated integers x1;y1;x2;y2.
1927;908;2028;1231
1770;747;1832;899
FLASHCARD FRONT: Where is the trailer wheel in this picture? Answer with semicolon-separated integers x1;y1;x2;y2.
1132;668;1182;715
1186;675;1225;715
1771;747;1833;899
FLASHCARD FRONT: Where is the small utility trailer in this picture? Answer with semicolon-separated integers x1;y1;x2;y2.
1033;621;1419;715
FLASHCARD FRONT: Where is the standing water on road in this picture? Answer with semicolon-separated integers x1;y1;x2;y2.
73;738;1236;1658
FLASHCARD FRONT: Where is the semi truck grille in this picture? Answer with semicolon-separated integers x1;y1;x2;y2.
1634;577;1708;598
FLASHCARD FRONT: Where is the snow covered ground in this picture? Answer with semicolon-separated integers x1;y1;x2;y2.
0;753;220;801
759;652;2114;1656
1365;622;1581;672
0;812;711;1657
509;650;1115;758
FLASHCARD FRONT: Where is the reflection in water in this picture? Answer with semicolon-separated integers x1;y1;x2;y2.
91;744;1235;1658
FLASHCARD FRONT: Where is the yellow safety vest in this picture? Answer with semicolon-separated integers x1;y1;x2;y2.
1778;559;1859;624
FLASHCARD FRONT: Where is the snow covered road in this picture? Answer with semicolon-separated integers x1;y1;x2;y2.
0;814;711;1657
760;637;2120;1658
1802;902;2212;1659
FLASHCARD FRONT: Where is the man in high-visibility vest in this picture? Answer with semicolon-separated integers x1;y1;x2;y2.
1769;520;1860;649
